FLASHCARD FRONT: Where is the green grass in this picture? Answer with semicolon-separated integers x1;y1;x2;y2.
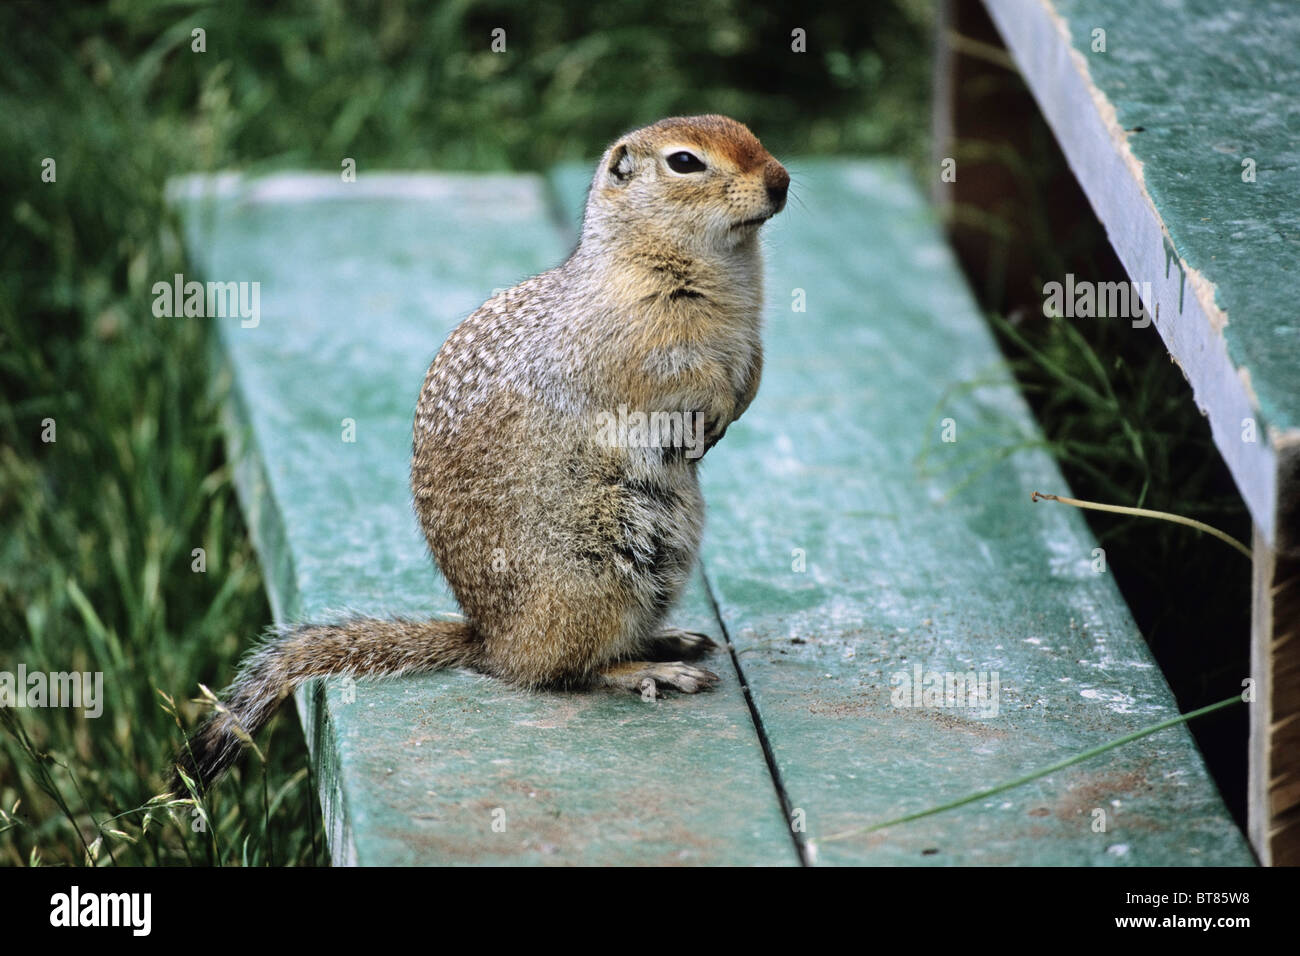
0;3;324;865
0;0;932;865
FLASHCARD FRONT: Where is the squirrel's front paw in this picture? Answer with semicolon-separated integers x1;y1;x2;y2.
702;419;730;453
695;394;738;451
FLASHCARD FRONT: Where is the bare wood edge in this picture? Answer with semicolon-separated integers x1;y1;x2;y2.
1254;441;1300;865
1249;525;1274;864
1251;518;1300;867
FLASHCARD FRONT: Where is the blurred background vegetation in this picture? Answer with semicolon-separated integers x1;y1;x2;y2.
0;0;1249;866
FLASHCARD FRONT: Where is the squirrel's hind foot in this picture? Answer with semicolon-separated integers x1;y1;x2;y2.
601;660;720;697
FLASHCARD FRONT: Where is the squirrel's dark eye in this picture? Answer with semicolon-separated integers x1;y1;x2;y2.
666;151;707;174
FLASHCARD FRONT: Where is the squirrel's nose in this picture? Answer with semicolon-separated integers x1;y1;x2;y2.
765;162;790;209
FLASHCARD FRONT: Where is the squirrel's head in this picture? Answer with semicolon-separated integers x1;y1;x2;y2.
583;115;789;257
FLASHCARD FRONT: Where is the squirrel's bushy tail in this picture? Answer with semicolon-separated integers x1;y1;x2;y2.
170;618;475;795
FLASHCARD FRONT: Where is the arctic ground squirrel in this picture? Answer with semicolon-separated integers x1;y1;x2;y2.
172;115;789;793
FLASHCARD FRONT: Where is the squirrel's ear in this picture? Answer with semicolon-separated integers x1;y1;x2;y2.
606;144;634;185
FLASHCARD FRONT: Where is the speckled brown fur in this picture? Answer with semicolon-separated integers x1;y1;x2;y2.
170;115;787;794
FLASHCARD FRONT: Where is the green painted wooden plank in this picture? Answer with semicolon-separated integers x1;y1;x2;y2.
550;158;1252;865
1052;0;1300;438
982;0;1299;546
170;172;795;866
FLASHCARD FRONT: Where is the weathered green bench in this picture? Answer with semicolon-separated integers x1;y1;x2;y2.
944;0;1300;866
172;157;1251;865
